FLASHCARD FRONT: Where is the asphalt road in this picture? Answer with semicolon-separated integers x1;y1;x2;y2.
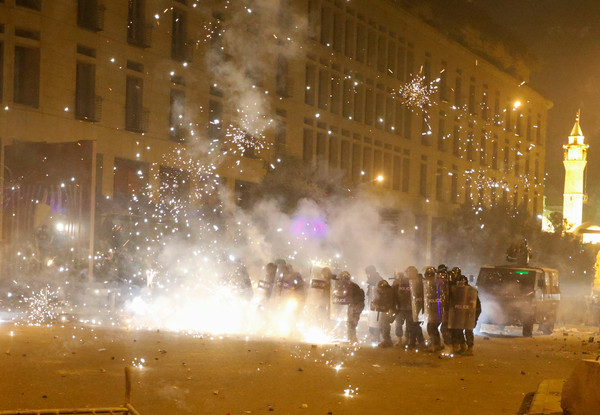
1;323;598;415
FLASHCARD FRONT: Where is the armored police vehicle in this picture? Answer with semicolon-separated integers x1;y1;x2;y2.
476;265;560;337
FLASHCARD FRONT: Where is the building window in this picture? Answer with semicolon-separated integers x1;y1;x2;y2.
421;117;431;146
419;156;428;197
377;36;387;73
396;45;406;82
362;146;372;182
127;0;150;48
454;73;462;107
172;8;189;61
169;89;186;142
77;0;104;31
320;6;333;46
479;131;486;166
113;158;149;200
16;0;41;10
492;138;498;170
125;75;144;132
392;155;401;191
536;115;542;144
329;135;339;168
365;85;374;125
305;63;316;106
481;85;488;120
303;129;314;163
451;169;458;203
465;178;472;203
344;18;355;58
466;130;474;162
385;95;394;133
276;55;291;97
354;82;364;122
318;68;329;110
14;46;40;107
307;0;319;40
494;92;501;125
275;122;287;156
505;106;512;131
331;73;342;114
356;23;367;63
402;152;410;192
503;143;510;174
341;139;351;177
75;61;100;122
208;99;223;140
342;75;353;118
367;27;377;67
468;81;476;115
333;11;343;53
439;62;448;102
375;89;384;129
452;124;460;156
351;142;361;183
435;161;443;201
403;108;412;139
437;114;446;151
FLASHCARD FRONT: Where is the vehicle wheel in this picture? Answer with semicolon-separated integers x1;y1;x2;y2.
522;321;533;337
541;316;555;335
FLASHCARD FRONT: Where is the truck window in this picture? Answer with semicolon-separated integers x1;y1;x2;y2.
477;268;536;295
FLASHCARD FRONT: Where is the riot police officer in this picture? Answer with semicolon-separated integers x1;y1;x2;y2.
423;266;446;352
365;265;383;342
371;279;396;348
393;271;412;346
339;271;364;344
448;274;482;355
406;266;426;349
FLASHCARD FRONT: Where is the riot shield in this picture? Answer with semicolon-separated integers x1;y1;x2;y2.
306;278;330;319
423;277;444;324
448;285;478;330
396;280;412;311
365;285;379;329
329;279;350;321
409;278;424;321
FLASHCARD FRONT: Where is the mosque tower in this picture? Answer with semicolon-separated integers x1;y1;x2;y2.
563;110;589;232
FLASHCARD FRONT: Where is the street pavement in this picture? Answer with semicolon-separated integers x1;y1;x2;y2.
0;323;599;414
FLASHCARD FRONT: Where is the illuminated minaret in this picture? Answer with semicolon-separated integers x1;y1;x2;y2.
563;110;588;232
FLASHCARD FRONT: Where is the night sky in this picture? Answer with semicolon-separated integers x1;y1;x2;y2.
475;0;600;217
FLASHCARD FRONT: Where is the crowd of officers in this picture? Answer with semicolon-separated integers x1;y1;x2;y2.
257;260;482;356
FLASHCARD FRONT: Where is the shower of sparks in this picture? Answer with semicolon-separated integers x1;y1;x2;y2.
21;285;65;326
396;74;440;110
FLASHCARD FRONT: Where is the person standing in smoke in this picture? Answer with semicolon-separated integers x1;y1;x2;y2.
371;279;397;348
437;264;452;348
365;265;383;342
448;267;464;354
406;266;426;349
423;266;446;352
339;271;364;344
449;274;481;356
264;262;277;299
392;271;413;347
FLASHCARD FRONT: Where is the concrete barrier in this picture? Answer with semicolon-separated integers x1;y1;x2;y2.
562;359;600;415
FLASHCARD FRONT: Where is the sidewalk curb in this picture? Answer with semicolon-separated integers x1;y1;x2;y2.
527;379;563;415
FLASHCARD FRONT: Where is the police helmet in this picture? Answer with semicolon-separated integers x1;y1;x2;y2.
424;266;436;278
437;264;448;273
338;271;351;280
